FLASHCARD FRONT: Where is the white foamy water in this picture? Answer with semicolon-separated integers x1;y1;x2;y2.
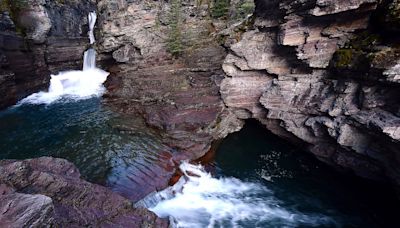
88;11;97;45
18;68;108;105
18;48;108;105
18;12;109;105
137;162;334;228
83;48;96;71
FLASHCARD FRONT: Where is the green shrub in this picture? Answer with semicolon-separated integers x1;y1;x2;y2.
167;0;184;57
237;2;255;17
211;0;230;18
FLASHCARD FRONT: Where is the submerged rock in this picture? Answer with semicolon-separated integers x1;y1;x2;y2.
0;157;167;227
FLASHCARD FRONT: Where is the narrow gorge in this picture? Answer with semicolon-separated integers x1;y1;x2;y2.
0;0;400;227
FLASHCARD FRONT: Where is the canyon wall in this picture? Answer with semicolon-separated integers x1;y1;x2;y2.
221;0;400;187
0;0;399;225
98;0;252;159
0;0;95;109
101;0;400;192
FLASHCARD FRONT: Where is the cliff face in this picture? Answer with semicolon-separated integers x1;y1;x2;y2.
0;0;95;109
221;0;400;187
101;0;400;192
98;0;250;159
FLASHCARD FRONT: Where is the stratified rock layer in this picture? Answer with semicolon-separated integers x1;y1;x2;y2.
0;157;167;227
220;0;400;188
100;0;400;192
100;0;245;160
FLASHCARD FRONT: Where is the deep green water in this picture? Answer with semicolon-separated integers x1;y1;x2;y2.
212;120;400;227
1;100;399;227
0;98;171;200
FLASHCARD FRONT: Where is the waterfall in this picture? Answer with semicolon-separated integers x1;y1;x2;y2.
138;162;334;228
88;11;97;45
84;11;98;71
83;48;96;71
18;12;109;105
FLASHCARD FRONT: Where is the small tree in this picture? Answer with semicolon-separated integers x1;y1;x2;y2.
167;0;183;57
211;0;230;18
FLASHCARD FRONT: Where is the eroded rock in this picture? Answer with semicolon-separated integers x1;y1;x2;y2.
100;0;248;160
0;157;167;227
219;0;400;190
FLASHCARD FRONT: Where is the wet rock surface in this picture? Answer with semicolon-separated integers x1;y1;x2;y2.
0;157;167;227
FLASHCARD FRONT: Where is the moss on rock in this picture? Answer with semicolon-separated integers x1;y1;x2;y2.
334;49;355;68
346;31;382;51
332;48;370;71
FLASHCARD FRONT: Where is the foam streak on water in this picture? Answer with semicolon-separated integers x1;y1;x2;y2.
139;162;333;228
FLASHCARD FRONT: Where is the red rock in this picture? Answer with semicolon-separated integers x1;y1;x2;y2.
0;157;168;227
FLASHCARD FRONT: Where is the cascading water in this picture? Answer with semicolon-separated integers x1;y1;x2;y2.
137;162;334;228
88;12;97;45
18;12;108;105
83;48;96;71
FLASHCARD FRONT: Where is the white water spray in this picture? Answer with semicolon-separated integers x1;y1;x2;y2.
88;11;97;45
18;12;109;105
83;48;96;71
137;162;334;228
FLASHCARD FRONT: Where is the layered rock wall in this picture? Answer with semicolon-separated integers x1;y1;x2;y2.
99;0;248;158
221;0;400;188
100;0;400;191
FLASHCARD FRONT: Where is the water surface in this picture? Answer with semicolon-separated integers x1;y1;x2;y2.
146;120;400;227
0;99;172;200
1;100;399;227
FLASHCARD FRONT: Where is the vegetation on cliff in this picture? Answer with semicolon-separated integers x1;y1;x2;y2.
0;0;27;19
211;0;230;18
167;0;184;57
331;31;382;70
0;0;27;33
